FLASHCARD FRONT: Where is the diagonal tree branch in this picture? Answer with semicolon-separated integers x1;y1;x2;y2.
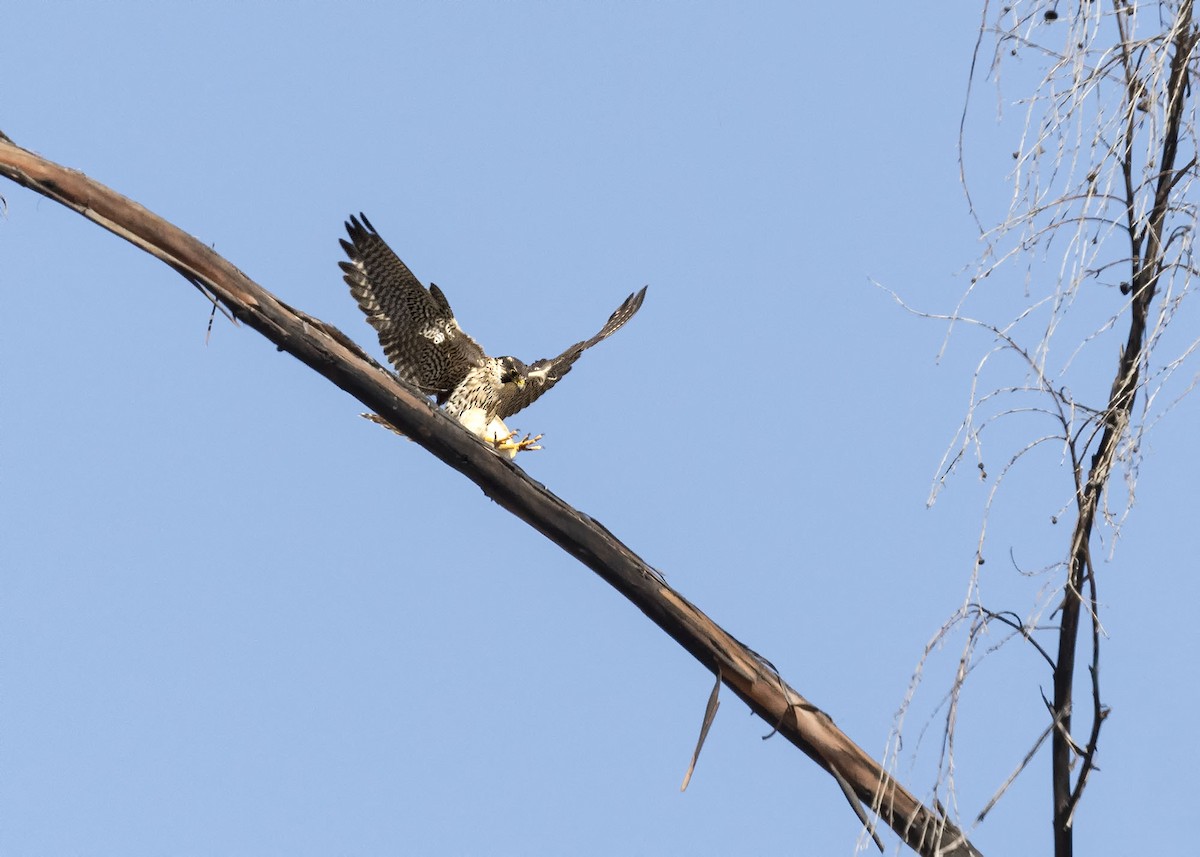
0;133;983;857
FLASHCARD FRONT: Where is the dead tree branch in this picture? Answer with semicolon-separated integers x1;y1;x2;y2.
1051;6;1197;856
0;135;984;857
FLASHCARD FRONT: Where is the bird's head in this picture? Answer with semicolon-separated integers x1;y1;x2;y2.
497;356;528;389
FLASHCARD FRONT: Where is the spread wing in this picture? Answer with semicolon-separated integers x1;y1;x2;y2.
498;285;648;419
339;213;485;401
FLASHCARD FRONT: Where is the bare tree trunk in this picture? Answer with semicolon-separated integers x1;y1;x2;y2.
1052;6;1197;855
908;3;1200;855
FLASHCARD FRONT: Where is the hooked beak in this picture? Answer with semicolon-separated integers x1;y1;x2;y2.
515;377;526;389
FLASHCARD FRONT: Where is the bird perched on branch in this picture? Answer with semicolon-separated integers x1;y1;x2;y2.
339;213;647;455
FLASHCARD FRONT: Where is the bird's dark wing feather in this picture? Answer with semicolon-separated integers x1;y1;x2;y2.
498;285;647;419
339;214;485;400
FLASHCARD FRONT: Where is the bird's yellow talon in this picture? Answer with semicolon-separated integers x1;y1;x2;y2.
492;430;543;453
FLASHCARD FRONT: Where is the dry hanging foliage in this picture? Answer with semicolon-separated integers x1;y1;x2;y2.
887;3;1198;856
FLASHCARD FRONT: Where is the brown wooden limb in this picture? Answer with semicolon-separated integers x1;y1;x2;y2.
0;135;984;857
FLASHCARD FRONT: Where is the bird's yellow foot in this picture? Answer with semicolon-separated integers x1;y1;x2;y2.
493;430;543;453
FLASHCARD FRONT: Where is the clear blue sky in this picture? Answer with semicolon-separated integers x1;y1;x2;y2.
3;4;1197;855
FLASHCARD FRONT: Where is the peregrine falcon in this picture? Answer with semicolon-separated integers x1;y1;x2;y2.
339;213;647;454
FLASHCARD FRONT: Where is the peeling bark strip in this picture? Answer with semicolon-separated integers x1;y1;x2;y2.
0;135;982;857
